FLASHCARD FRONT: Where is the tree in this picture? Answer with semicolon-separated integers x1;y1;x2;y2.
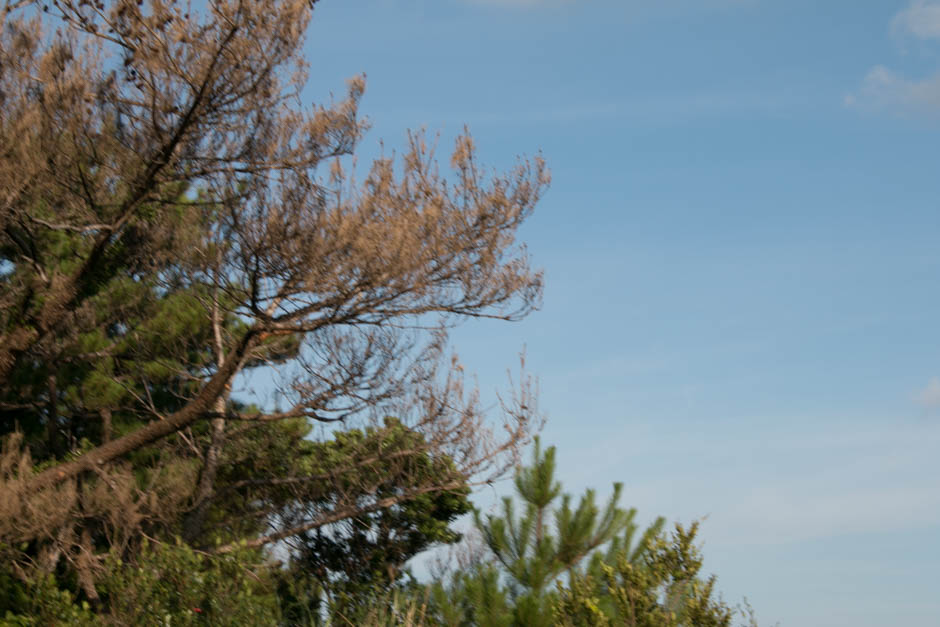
0;0;546;600
420;441;757;627
0;418;473;624
553;522;737;627
427;438;666;626
274;418;473;622
430;563;514;627
3;541;282;625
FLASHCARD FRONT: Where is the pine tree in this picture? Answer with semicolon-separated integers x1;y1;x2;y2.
472;438;665;626
407;439;760;627
0;0;544;605
553;521;736;627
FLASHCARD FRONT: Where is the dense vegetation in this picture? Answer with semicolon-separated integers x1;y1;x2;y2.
2;438;751;625
0;0;755;623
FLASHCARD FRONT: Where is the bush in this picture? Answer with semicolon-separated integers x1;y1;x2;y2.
2;540;280;626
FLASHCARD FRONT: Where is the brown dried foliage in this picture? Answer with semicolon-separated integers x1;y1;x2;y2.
0;0;548;590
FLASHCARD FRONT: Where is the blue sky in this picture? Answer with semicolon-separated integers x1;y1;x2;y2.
301;1;940;624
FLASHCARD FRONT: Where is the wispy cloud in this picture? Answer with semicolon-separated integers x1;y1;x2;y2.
848;2;940;117
390;87;807;129
891;0;940;40
917;376;940;408
846;65;940;117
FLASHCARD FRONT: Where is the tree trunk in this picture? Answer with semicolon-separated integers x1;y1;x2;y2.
26;330;257;491
183;397;226;543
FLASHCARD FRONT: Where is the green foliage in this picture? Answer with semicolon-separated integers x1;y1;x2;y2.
415;440;759;627
272;418;472;623
0;0;551;622
471;437;664;626
553;522;735;627
98;540;280;625
1;572;97;626
1;540;280;626
0;202;217;459
0;187;474;604
427;563;513;627
0;436;761;627
0;418;472;625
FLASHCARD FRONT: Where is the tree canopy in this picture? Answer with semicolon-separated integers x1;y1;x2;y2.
424;440;743;627
0;3;762;625
0;0;544;603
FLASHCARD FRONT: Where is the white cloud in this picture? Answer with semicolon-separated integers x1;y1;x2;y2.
846;65;940;117
848;2;940;117
892;0;940;40
917;376;940;408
